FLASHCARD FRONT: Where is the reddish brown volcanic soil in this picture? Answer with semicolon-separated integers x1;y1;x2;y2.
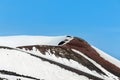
62;37;120;77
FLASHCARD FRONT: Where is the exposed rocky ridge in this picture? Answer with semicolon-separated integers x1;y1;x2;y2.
62;37;120;77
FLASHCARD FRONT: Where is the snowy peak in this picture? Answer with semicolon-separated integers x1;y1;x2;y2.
0;35;120;80
0;35;73;47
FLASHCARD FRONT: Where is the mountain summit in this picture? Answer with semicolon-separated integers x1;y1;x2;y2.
0;36;119;80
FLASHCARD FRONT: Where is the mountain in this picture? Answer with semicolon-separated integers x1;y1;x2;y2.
0;35;119;80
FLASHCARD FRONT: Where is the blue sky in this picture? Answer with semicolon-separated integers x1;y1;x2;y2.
0;0;120;60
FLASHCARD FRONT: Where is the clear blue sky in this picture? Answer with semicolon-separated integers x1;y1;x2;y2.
0;0;120;60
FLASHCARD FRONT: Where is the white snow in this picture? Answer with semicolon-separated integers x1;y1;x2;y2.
92;46;120;68
0;48;89;80
0;36;73;47
0;74;34;80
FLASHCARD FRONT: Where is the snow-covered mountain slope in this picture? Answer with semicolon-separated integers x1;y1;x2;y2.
0;35;120;80
0;36;73;47
0;48;89;80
